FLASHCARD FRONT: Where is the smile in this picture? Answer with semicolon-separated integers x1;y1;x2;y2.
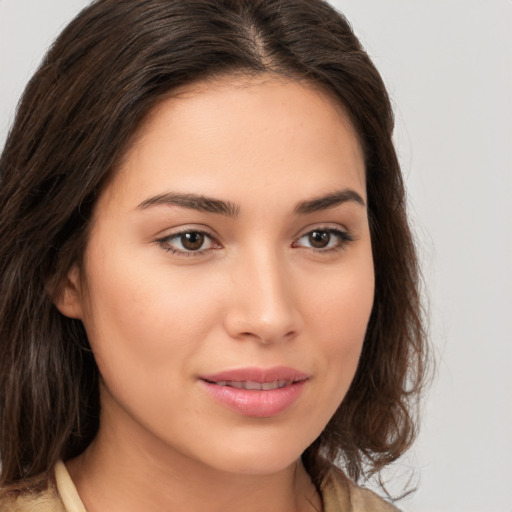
210;380;291;390
199;367;309;417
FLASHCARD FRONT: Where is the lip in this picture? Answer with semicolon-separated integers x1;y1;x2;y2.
199;366;309;418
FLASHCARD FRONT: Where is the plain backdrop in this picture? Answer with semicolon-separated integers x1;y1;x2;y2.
1;1;511;511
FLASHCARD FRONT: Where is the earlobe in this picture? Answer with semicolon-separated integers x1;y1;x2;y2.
53;264;84;320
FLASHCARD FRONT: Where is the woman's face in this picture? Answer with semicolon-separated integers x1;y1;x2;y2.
59;76;374;475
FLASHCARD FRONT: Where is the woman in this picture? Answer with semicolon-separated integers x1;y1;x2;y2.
0;1;428;511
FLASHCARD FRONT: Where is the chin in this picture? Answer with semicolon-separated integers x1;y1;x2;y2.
213;450;302;476
191;427;316;476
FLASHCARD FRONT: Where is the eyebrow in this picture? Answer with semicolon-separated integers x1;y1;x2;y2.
137;192;240;216
136;188;365;216
294;188;366;215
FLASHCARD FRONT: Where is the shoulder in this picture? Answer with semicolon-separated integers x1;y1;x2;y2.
0;487;66;512
0;465;68;512
0;461;85;512
320;465;401;512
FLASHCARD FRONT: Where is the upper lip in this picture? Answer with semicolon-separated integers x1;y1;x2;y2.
200;366;309;384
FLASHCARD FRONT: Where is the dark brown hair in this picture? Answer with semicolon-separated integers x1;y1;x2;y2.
0;0;428;494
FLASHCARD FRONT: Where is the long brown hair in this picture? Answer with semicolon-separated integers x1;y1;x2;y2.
0;0;429;494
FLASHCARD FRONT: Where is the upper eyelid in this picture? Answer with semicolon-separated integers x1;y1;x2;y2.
154;224;352;247
293;223;350;240
292;225;356;252
158;224;349;237
155;230;219;256
156;225;218;240
294;227;352;243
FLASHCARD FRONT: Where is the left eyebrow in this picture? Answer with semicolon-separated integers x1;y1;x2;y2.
294;188;366;215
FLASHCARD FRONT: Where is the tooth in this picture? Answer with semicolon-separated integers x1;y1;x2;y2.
244;381;262;390
216;380;292;390
228;381;245;389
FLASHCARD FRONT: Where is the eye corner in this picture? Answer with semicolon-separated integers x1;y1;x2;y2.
155;228;222;257
292;226;355;252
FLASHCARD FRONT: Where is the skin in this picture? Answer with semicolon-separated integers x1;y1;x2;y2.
57;75;374;512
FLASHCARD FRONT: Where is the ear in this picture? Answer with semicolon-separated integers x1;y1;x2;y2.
53;264;84;319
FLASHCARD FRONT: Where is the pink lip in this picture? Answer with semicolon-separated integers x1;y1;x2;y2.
199;366;309;418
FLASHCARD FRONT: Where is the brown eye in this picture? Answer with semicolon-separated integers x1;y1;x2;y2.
180;232;205;251
308;230;331;249
157;230;217;255
293;227;353;252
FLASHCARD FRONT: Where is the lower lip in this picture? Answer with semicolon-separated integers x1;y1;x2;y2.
200;379;307;418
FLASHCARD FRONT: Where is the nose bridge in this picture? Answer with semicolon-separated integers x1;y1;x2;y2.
225;243;301;343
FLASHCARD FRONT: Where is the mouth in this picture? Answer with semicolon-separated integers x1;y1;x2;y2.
206;379;293;390
199;366;309;417
200;365;309;385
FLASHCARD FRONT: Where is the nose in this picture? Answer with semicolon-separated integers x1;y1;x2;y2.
223;248;303;344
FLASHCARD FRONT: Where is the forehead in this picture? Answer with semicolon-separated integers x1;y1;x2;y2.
103;74;366;212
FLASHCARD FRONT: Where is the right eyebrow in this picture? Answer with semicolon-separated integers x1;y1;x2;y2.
136;192;240;217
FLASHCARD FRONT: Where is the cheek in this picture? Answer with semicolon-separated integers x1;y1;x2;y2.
79;244;223;382
307;252;375;388
306;247;374;333
279;253;374;450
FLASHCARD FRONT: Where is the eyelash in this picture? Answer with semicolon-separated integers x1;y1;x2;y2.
156;229;219;257
293;227;354;253
156;226;354;257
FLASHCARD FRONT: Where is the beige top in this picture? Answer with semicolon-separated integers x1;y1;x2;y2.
0;461;399;512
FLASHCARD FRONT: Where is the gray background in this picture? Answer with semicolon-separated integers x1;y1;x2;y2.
1;1;511;510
